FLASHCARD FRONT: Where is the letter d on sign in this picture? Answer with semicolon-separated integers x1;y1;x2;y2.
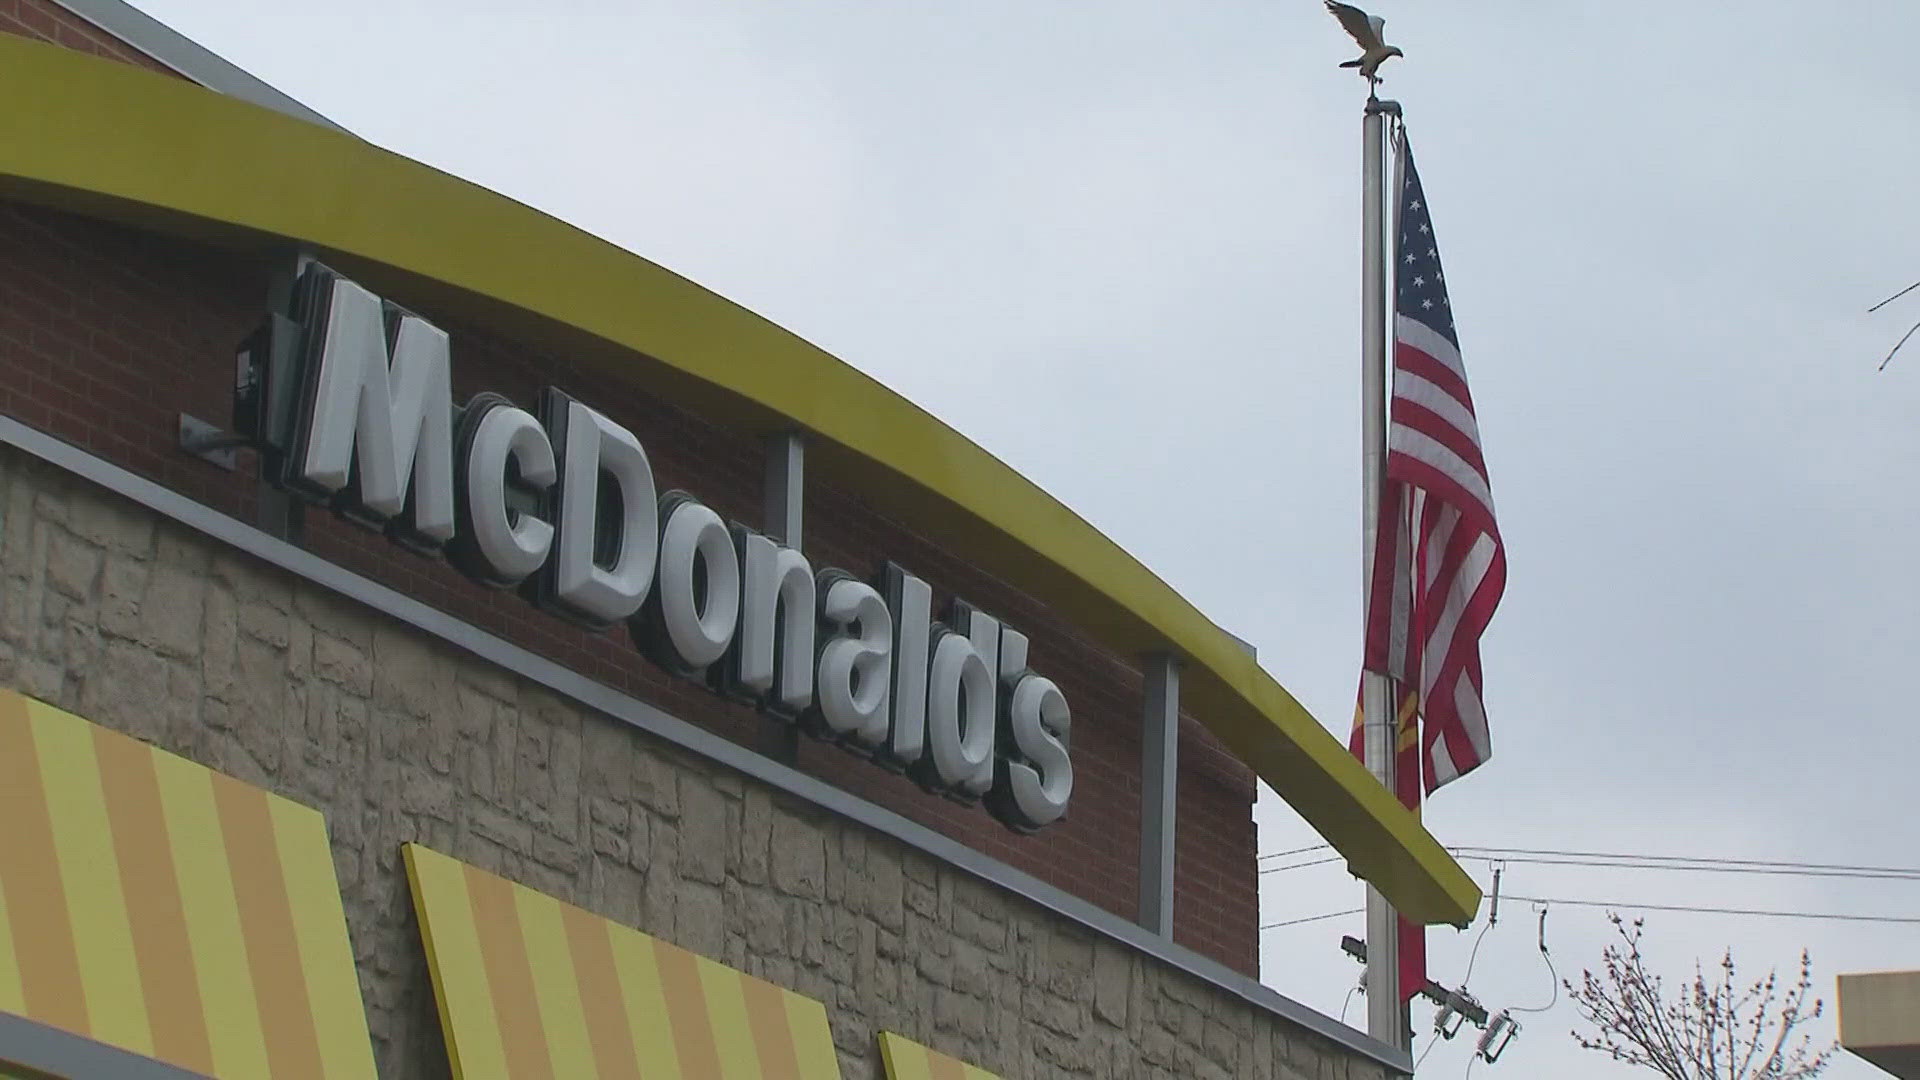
922;603;998;797
540;389;658;625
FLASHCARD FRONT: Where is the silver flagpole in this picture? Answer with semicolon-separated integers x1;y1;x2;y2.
1360;91;1408;1052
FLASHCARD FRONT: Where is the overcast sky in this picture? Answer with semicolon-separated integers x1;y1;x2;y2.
122;1;1920;1075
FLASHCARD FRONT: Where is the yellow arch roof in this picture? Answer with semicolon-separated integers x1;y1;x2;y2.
0;33;1476;925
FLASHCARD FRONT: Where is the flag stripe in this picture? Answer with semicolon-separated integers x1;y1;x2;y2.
1451;668;1492;759
1392;373;1483;459
1394;315;1466;382
1386;456;1497;544
1392;397;1487;479
1386;427;1494;518
1393;344;1473;412
1420;534;1498;663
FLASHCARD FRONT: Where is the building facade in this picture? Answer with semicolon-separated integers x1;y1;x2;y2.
0;4;1474;1076
1839;971;1920;1078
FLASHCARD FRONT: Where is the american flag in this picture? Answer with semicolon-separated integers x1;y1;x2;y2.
1364;134;1506;794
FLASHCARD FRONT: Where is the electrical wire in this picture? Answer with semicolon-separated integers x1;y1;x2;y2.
1258;842;1332;862
1340;985;1359;1025
1870;279;1920;312
1257;855;1345;874
1259;891;1920;933
1881;317;1920;371
1509;904;1559;1015
1511;948;1558;1015
1451;853;1920;883
1257;843;1920;880
1452;862;1501;990
1413;1030;1442;1072
1450;845;1920;877
1259;907;1364;930
1253;844;1920;935
1502;894;1920;925
1458;908;1493;986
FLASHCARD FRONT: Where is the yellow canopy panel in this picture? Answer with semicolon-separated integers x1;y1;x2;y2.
877;1032;1001;1080
0;688;374;1079
403;844;842;1080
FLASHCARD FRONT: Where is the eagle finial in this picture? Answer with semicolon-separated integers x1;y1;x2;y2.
1325;1;1404;91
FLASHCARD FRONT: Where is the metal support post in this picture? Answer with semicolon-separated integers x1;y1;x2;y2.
757;431;806;763
1139;653;1180;937
763;431;804;545
254;252;311;543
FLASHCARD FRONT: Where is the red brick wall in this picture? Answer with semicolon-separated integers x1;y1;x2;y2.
0;0;183;76
0;19;1263;975
1175;717;1261;972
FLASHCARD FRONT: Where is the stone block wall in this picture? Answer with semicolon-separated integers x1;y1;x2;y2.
0;446;1387;1078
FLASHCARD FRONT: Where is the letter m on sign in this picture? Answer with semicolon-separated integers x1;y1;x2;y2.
289;267;456;548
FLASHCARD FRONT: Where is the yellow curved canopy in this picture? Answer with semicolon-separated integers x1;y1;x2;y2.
0;33;1477;925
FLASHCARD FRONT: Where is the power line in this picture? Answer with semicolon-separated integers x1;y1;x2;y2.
1451;845;1920;878
1880;317;1920;371
1257;842;1332;862
1260;895;1919;933
1870;279;1920;312
1257;855;1344;874
1253;844;1920;929
1255;843;1920;881
1259;907;1363;930
1451;853;1920;883
1502;894;1920;926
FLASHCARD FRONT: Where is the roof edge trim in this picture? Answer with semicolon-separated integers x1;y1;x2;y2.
48;0;347;131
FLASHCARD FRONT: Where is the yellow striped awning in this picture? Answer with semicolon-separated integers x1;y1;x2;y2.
404;843;843;1079
0;688;375;1078
877;1032;1002;1080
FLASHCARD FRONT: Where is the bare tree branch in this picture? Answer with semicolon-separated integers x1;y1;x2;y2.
1566;914;1837;1080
